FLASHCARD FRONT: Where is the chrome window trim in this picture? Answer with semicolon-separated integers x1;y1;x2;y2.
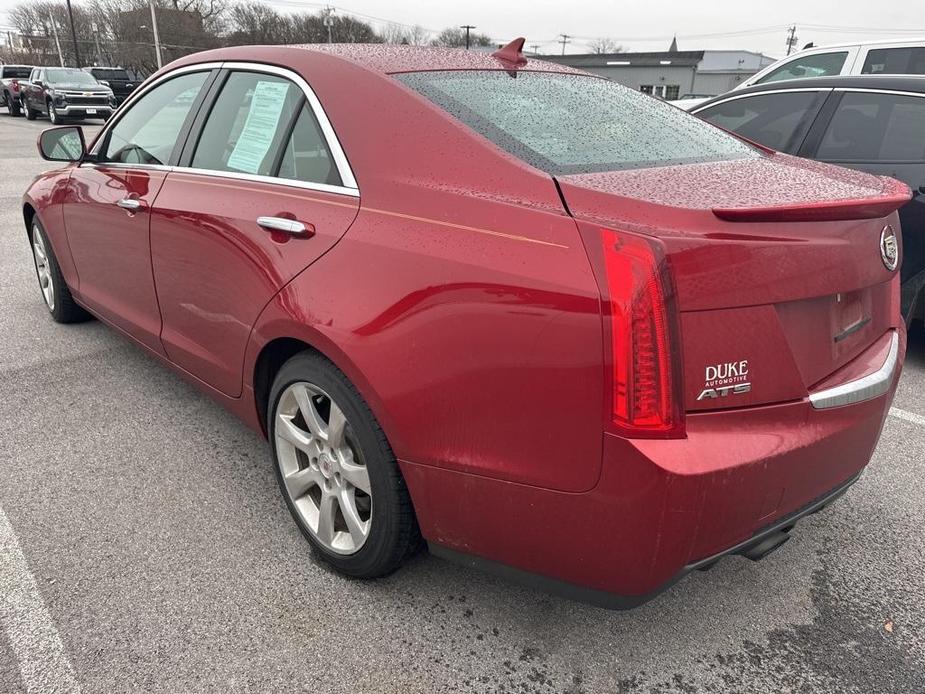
690;88;831;114
831;87;925;98
809;331;900;409
175;166;360;197
86;60;359;196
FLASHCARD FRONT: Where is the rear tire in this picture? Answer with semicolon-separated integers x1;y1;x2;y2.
268;351;421;578
9;94;21;117
29;220;91;323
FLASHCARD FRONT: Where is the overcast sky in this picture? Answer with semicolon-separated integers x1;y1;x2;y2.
1;0;922;58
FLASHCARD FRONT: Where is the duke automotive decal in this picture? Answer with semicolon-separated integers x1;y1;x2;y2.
697;359;751;401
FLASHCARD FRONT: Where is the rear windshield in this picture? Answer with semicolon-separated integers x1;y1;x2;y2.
2;66;32;79
397;70;758;175
91;68;130;81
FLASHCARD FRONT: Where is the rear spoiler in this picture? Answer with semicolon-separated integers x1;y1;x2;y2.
713;177;911;223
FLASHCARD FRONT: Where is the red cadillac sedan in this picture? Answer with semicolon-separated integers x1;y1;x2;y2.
23;41;909;607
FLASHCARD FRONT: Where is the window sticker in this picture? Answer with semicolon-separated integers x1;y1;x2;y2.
226;81;291;174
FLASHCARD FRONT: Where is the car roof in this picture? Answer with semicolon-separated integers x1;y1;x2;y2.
298;44;588;75
784;36;925;52
693;75;925;111
170;43;590;77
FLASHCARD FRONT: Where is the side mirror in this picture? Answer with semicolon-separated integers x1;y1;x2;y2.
38;126;86;162
33;79;44;88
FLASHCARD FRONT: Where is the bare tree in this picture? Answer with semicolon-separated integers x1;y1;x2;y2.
588;37;623;54
380;22;429;45
430;27;492;48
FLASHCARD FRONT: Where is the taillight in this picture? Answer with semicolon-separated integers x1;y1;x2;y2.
601;228;684;438
10;79;19;92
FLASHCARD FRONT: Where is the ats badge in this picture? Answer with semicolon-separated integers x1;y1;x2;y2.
697;360;751;401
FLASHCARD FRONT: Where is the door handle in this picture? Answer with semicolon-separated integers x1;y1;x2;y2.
257;216;312;236
117;198;143;211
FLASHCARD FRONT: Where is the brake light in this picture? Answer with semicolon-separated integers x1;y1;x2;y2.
10;79;19;92
601;228;684;438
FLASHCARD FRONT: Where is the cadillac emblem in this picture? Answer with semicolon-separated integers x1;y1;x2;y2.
880;225;899;271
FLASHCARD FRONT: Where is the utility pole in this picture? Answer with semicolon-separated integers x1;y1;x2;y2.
323;7;335;44
148;0;163;69
785;25;798;55
460;24;475;50
529;43;540;55
65;0;81;66
559;33;570;56
48;14;65;67
91;22;104;66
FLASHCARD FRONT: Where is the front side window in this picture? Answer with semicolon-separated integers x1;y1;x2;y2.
398;71;757;175
99;71;208;165
191;71;302;176
861;47;925;75
697;91;825;152
816;92;925;162
756;52;849;84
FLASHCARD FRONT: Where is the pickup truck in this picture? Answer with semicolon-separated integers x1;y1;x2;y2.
1;64;33;117
83;66;138;105
22;66;116;123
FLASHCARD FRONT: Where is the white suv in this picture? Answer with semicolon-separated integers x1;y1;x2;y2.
673;38;925;110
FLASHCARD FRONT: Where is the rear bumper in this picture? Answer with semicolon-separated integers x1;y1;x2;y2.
430;470;861;610
404;330;903;607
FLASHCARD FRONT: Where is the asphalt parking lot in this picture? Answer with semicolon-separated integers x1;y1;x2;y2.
1;113;923;694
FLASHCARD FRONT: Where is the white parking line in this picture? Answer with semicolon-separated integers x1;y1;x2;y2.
0;505;81;694
889;406;925;428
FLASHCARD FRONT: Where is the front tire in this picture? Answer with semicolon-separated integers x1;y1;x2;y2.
24;99;37;120
47;100;62;124
268;351;420;578
30;220;90;323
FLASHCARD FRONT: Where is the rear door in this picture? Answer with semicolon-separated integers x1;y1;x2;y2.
64;68;215;352
858;46;925;76
802;89;925;315
151;65;359;396
694;89;829;153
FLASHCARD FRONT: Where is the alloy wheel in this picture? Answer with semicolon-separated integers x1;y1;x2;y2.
31;227;55;311
274;381;372;554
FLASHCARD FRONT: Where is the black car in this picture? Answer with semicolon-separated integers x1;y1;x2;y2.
22;66;116;123
83;66;138;104
692;76;925;323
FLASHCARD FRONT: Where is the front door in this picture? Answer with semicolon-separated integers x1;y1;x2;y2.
62;70;213;352
150;68;359;396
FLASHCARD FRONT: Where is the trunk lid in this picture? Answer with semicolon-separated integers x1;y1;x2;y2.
559;153;909;412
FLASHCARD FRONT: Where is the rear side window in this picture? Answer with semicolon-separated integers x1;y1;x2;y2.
816;92;925;162
192;71;302;177
397;71;757;175
697;91;825;152
756;52;848;84
99;71;208;165
861;47;925;75
277;104;342;186
2;67;31;79
92;68;131;81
